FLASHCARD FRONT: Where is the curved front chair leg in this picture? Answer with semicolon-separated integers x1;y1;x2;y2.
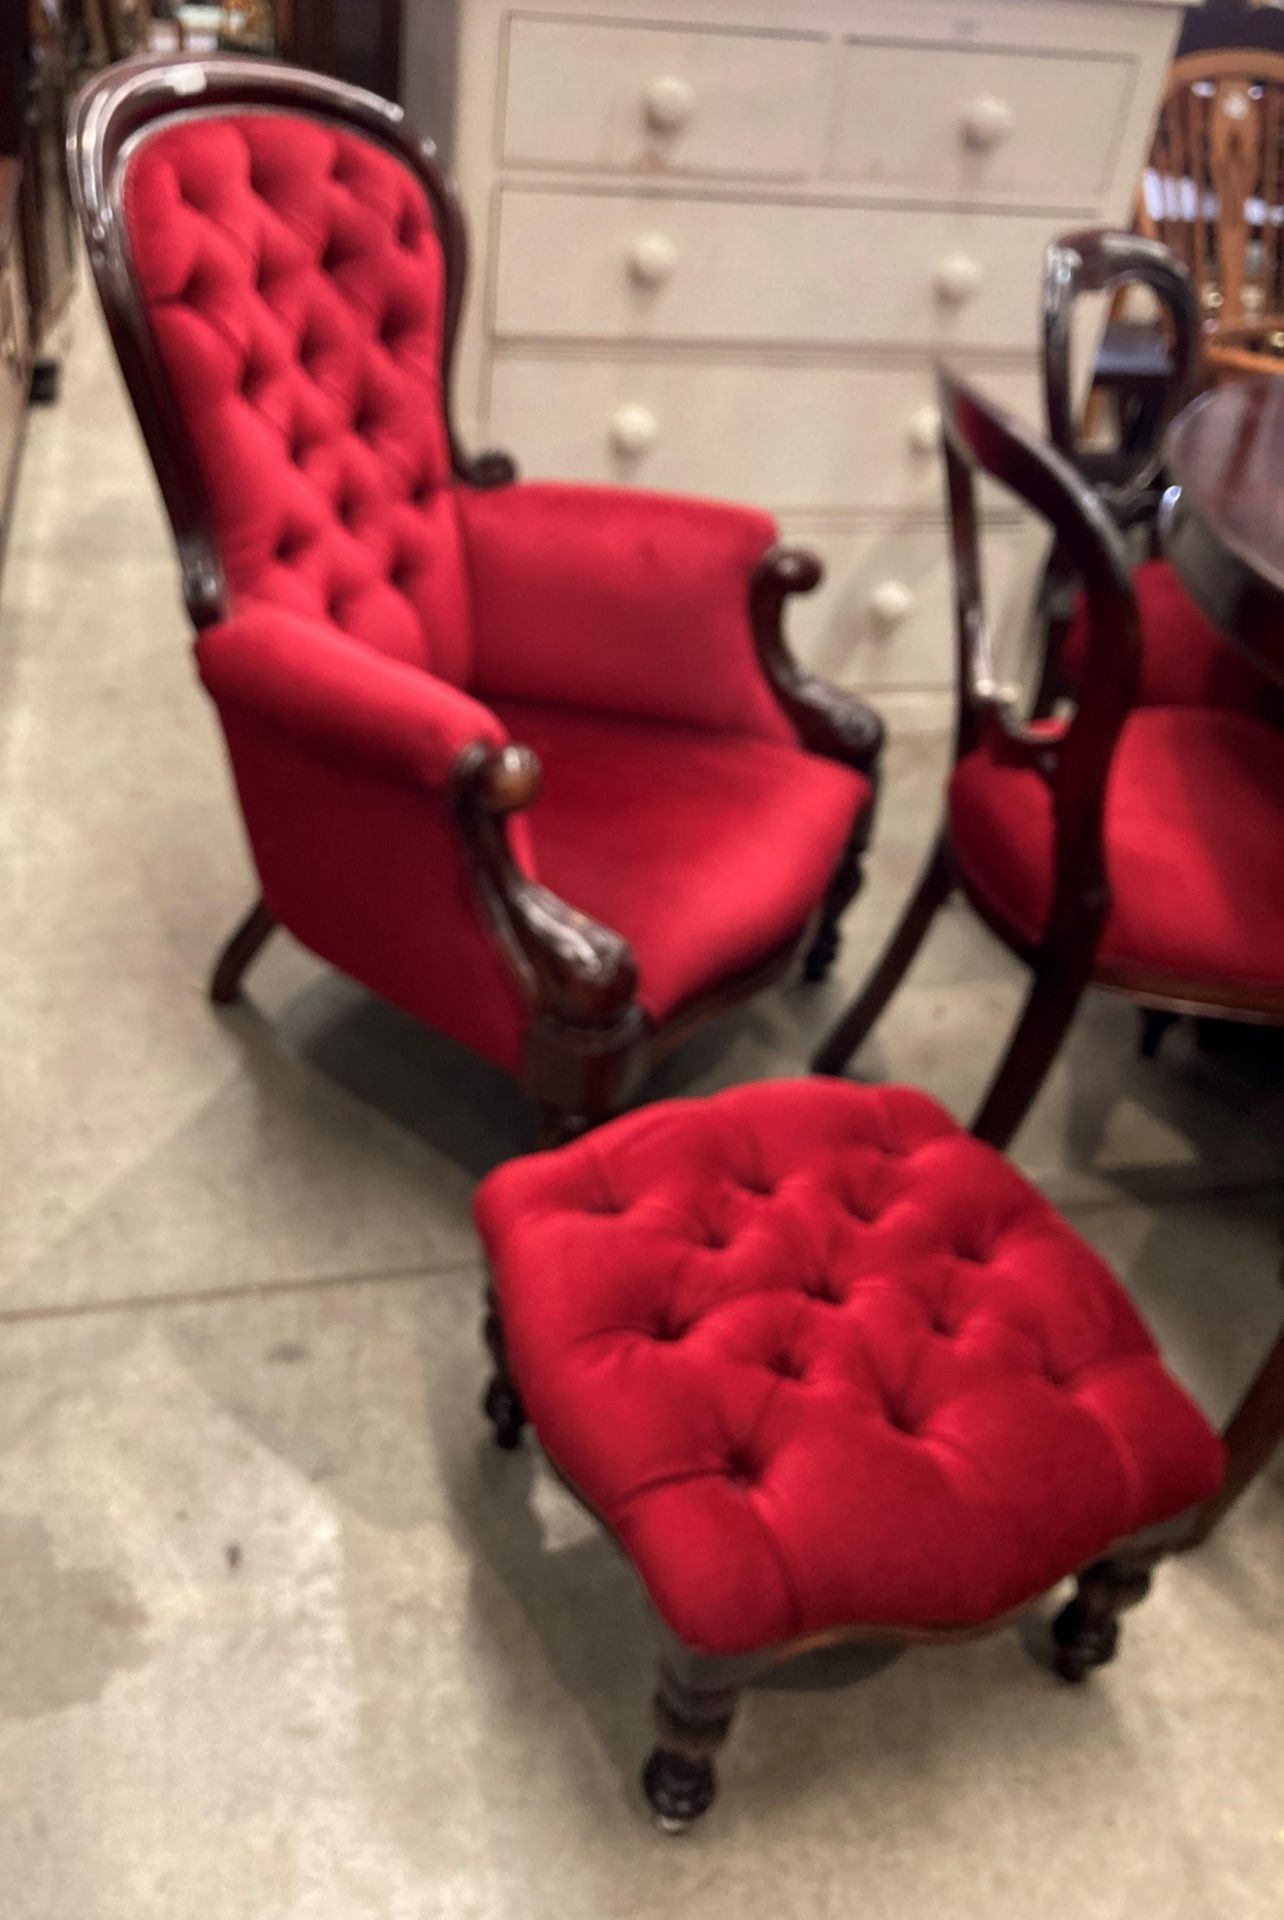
812;833;952;1075
969;941;1096;1150
209;898;277;1005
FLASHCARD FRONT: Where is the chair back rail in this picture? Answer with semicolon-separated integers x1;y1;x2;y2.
938;368;1140;948
1043;227;1201;517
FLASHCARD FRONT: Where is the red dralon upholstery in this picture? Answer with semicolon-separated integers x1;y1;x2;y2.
460;484;795;743
491;701;869;1021
1064;559;1284;720
950;706;1284;991
125;114;472;680
476;1080;1222;1656
121;112;873;1068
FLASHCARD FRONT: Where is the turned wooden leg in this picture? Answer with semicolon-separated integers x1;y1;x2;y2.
1138;1008;1180;1060
210;899;277;1005
812;833;951;1075
801;829;869;986
480;1293;526;1451
642;1656;744;1833
29;357;61;406
534;1107;594;1150
1051;1555;1153;1684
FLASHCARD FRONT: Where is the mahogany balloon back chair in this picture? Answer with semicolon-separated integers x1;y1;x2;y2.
69;55;882;1142
814;367;1284;1148
1041;225;1284;742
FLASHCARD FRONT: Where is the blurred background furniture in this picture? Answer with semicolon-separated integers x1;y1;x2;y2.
22;2;83;401
476;1076;1224;1830
403;0;1185;703
1090;33;1284;425
0;0;81;563
1139;47;1284;380
814;366;1284;1146
70;54;884;1145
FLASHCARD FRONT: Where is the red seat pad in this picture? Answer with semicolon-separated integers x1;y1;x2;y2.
1064;559;1284;719
475;1081;1222;1656
492;701;871;1022
950;706;1284;992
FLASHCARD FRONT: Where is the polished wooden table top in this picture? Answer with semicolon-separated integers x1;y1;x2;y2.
1161;376;1284;687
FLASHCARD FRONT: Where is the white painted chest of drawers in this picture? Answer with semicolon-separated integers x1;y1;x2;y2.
403;0;1183;691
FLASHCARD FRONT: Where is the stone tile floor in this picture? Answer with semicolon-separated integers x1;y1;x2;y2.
1;296;1281;1918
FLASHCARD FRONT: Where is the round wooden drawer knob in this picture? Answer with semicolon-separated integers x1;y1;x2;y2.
962;94;1016;150
609;403;660;457
935;253;985;305
644;74;696;134
869;580;917;630
907;405;942;455
628;231;679;287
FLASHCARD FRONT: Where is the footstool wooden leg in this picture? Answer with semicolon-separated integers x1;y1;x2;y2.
1051;1554;1154;1683
481;1294;526;1451
643;1654;746;1833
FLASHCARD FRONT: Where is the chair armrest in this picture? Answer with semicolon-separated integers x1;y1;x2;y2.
196;602;510;790
456;481;796;743
202;611;639;1044
454;745;640;1036
750;547;885;774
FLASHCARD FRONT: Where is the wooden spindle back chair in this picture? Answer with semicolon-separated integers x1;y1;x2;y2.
1139;49;1284;379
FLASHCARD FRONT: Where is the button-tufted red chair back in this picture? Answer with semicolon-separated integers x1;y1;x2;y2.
70;55;884;1144
124;108;473;680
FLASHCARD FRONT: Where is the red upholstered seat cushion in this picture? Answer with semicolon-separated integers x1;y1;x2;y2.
491;701;870;1022
476;1081;1222;1656
950;706;1284;992
1064;559;1284;719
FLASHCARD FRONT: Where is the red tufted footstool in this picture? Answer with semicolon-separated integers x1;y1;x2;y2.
474;1081;1223;1828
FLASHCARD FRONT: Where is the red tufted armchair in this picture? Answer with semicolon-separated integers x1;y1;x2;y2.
69;56;882;1140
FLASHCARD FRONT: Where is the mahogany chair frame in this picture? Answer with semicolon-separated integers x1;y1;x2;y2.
1044;226;1202;523
1034;227;1202;849
480;1284;1189;1830
68;54;883;1143
814;367;1284;1149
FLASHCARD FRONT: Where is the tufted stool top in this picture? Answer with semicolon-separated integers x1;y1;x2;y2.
475;1082;1222;1657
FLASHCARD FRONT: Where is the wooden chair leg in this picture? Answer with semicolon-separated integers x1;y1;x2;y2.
480;1293;526;1450
643;1651;748;1833
1051;1553;1154;1683
801;825;870;985
209;898;277;1005
812;833;952;1075
1183;1327;1284;1546
969;948;1096;1151
1138;1008;1180;1059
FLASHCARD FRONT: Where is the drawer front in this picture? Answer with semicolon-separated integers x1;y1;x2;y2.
501;16;825;180
494;191;1062;353
486;355;1040;514
828;40;1136;207
779;519;1026;692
